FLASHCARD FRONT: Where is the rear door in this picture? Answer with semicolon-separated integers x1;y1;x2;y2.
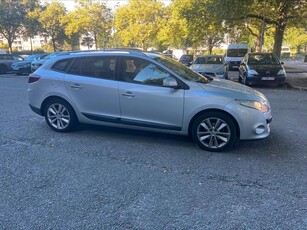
64;56;120;123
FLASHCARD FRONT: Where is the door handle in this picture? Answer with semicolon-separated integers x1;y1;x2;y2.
121;91;135;97
70;84;82;89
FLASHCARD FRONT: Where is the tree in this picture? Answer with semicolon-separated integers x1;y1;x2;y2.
23;1;43;53
0;0;39;53
114;0;164;50
37;2;67;51
284;27;307;54
206;0;307;57
63;0;113;49
173;0;226;53
157;2;191;50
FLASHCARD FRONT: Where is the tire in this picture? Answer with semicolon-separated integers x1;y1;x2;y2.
238;74;242;83
192;112;237;152
44;99;78;132
0;64;8;74
242;75;249;86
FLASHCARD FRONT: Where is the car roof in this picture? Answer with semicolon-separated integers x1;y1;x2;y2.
47;49;161;60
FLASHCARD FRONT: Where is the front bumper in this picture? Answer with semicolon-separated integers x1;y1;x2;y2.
11;66;31;74
247;74;286;84
225;100;272;140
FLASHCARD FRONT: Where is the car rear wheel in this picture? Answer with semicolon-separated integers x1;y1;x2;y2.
44;99;78;132
192;112;237;152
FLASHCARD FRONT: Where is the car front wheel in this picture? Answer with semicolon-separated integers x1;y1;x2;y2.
192;112;237;152
44;99;78;132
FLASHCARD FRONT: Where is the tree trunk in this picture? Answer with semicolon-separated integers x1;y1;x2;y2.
273;24;285;58
30;37;33;54
52;37;57;52
8;40;13;54
94;34;97;49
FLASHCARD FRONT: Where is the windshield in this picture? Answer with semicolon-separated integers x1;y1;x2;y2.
248;54;280;65
25;54;46;61
154;55;209;83
194;56;223;64
25;55;38;61
227;49;248;57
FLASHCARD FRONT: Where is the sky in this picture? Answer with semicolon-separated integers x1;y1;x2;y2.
41;0;171;11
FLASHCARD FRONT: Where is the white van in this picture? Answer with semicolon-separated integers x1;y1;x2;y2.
225;44;250;70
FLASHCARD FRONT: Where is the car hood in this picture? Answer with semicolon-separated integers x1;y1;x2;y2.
198;78;267;101
191;64;224;72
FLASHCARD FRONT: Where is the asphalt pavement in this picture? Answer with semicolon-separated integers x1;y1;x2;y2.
283;61;307;90
0;73;307;229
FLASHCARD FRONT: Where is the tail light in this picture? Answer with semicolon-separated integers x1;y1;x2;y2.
28;74;41;83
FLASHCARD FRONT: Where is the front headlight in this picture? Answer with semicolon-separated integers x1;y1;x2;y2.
236;100;269;113
248;69;258;75
277;69;286;75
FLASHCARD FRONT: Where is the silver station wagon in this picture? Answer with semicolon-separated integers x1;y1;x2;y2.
28;49;272;152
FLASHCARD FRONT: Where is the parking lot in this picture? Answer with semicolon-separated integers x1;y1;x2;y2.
1;72;306;229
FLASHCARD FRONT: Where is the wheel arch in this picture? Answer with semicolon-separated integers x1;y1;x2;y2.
41;96;77;119
188;109;240;138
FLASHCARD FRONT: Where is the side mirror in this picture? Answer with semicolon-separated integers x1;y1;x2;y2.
163;77;178;88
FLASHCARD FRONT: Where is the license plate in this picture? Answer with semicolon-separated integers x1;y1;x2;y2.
232;66;238;68
262;77;275;80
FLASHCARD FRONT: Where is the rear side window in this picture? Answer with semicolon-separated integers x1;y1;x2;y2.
67;56;116;80
51;58;73;72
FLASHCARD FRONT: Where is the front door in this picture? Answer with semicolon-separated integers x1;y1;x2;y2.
118;57;184;131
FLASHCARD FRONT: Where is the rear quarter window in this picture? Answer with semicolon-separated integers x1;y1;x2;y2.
51;58;73;72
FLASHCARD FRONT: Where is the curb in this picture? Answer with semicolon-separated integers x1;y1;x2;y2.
285;81;307;91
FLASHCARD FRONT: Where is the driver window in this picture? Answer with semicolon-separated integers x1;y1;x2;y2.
120;57;171;87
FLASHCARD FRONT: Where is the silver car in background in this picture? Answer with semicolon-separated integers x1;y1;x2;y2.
190;55;228;79
28;49;272;152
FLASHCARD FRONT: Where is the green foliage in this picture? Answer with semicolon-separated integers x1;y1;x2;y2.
114;0;164;50
63;0;113;49
37;1;67;51
284;27;307;54
0;0;40;52
205;0;307;57
157;3;190;49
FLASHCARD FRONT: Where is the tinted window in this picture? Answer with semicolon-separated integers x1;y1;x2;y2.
67;56;116;80
51;58;73;72
227;49;248;57
119;57;171;87
154;56;209;84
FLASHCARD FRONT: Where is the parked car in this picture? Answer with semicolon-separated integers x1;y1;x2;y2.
238;52;286;86
31;51;67;72
11;54;47;75
190;55;228;79
178;54;193;66
0;54;24;74
28;49;272;152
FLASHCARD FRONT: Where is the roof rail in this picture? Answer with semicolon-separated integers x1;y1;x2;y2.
56;48;148;56
101;48;146;56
